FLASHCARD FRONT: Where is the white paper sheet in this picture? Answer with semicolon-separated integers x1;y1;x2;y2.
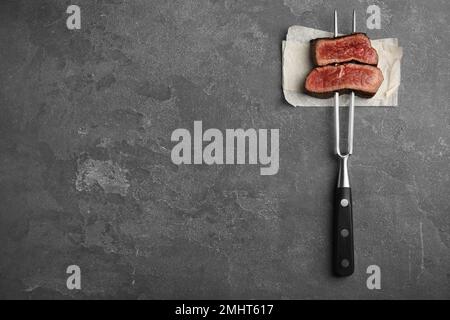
282;26;403;107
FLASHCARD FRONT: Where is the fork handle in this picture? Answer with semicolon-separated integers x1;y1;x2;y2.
333;187;354;276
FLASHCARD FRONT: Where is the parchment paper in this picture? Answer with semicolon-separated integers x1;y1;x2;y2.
282;26;403;107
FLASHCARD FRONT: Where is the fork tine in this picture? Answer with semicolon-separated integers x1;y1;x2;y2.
348;10;356;155
334;10;338;37
352;9;356;33
334;10;341;156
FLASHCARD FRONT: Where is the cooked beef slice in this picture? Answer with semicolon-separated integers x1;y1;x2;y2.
304;63;384;98
311;33;379;66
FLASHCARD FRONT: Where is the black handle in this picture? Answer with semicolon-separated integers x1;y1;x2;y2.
333;187;354;276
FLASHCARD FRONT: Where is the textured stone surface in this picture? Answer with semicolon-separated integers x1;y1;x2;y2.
0;0;449;299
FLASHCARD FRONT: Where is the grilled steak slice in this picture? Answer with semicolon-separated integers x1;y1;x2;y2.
304;63;384;98
311;33;378;66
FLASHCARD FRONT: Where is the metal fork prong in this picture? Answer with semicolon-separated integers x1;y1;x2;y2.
334;10;341;156
334;10;338;37
335;92;342;156
348;92;355;155
334;10;342;157
352;9;356;33
348;9;356;155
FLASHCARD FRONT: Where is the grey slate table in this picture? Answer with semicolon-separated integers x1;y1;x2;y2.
0;0;449;299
